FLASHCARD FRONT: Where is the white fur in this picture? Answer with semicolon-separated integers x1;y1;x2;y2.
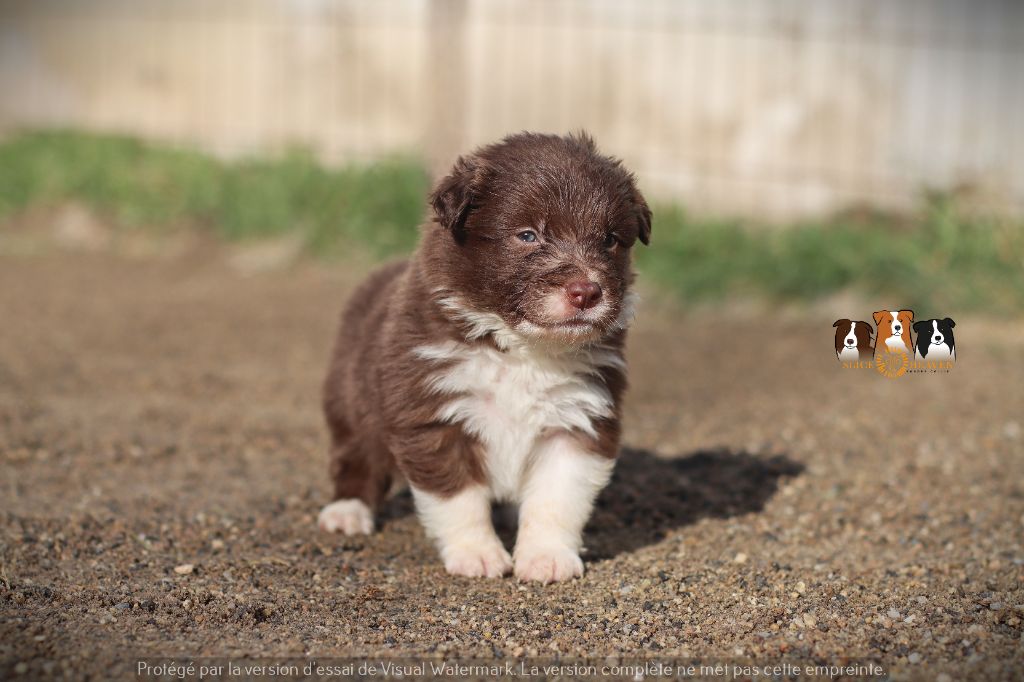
412;294;628;581
917;344;954;361
885;334;908;352
844;324;857;347
837;346;860;361
890;310;903;337
415;336;618;501
411;485;512;578
514;434;615;583
436;296;525;350
318;499;374;535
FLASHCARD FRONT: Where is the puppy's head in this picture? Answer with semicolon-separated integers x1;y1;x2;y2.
428;132;651;344
914;318;955;348
873;309;913;342
833;319;872;353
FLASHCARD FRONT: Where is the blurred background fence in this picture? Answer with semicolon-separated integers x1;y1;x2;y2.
1;0;1022;220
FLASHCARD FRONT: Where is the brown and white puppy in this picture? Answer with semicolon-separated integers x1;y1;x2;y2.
318;133;651;583
833;319;873;361
873;309;914;356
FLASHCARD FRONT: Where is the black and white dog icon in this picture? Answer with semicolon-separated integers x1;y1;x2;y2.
913;318;956;361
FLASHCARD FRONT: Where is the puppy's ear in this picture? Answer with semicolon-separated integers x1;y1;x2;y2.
430;155;484;242
944;317;956;328
900;309;914;323
634;190;652;245
873;311;886;325
912;320;928;334
833;319;848;328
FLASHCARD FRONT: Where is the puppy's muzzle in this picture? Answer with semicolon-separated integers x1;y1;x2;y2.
564;280;602;310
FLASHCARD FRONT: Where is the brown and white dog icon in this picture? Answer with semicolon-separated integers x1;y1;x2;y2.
873;309;914;356
833;319;874;361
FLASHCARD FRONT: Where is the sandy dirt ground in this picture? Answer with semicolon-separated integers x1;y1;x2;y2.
1;233;1023;680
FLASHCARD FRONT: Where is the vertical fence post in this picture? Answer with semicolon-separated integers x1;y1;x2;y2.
426;0;469;180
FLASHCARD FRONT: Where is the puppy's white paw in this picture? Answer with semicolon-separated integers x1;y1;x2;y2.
318;499;374;535
514;545;584;584
442;541;513;579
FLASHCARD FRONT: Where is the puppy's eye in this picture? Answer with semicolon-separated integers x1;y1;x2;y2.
517;230;538;243
603;233;619;248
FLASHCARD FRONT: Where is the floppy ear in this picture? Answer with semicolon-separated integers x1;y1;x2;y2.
900;309;914;323
873;311;885;325
913;320;928;334
833;319;848;328
634;190;652;245
429;155;485;242
944;317;955;328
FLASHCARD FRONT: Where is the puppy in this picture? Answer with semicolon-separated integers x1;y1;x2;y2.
833;319;873;361
873;309;914;356
318;132;651;583
913;318;956;361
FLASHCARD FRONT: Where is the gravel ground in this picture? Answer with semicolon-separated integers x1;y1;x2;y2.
1;232;1023;680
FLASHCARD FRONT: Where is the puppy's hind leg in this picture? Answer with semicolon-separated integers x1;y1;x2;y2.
318;436;394;536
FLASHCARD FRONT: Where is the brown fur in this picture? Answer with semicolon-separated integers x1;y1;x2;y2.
832;319;874;360
872;309;914;356
322;132;650;508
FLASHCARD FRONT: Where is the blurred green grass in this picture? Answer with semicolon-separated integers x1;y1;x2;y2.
2;130;1022;314
0;130;429;259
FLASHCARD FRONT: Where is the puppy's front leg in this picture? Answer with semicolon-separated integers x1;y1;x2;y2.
514;435;615;583
412;485;512;578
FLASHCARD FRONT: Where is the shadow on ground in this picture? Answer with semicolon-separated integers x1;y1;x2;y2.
377;448;803;560
586;448;805;560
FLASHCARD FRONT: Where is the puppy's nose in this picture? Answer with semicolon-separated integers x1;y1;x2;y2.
893;327;901;334
565;280;602;310
933;336;942;342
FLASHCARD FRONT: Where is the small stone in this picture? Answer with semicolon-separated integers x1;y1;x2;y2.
174;564;194;575
803;613;817;628
795;581;806;594
211;539;225;550
908;652;922;664
887;608;901;620
734;552;748;564
14;662;28;675
989;602;1003;611
937;674;952;682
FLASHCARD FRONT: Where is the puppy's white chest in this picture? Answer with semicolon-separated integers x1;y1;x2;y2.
920;344;953;360
885;335;907;350
416;342;617;500
837;346;860;361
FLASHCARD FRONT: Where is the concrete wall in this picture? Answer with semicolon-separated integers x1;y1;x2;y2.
1;0;1022;219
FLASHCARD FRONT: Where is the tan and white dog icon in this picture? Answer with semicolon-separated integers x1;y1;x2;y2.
873;309;914;357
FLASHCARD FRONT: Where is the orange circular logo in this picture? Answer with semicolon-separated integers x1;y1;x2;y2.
875;347;909;378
